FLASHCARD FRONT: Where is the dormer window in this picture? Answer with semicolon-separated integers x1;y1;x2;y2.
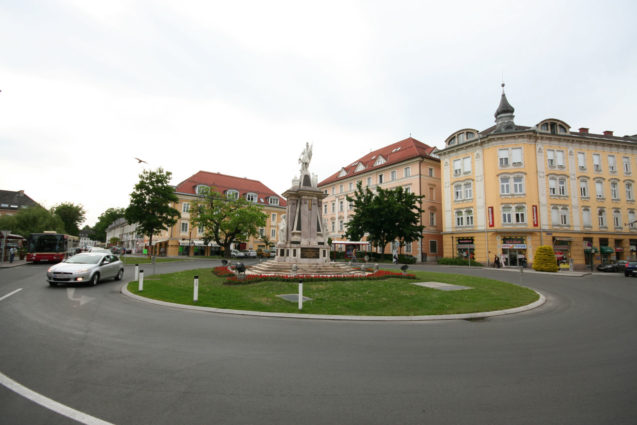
338;168;347;177
355;163;365;173
226;189;239;200
196;185;210;195
374;155;386;166
246;192;257;203
537;119;570;135
269;197;279;206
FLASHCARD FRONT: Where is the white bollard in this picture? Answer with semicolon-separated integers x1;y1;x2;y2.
298;281;303;310
134;264;139;281
193;275;199;302
139;270;144;292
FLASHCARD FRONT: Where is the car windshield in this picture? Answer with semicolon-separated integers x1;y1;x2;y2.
65;254;102;264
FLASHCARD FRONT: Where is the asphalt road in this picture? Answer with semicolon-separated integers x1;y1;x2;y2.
1;260;636;425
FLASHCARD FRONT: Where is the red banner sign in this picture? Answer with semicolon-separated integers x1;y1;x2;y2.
488;206;494;227
532;205;538;227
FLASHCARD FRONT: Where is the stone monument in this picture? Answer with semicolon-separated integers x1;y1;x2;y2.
276;143;330;264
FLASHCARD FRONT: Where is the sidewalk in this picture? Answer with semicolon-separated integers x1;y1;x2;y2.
0;259;27;268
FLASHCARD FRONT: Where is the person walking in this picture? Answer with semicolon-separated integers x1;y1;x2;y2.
9;247;16;263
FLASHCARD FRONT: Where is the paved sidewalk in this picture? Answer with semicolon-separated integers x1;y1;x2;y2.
0;259;27;268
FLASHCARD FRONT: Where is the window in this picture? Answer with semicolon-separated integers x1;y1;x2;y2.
547;150;555;167
339;200;344;212
429;240;438;253
498;149;509;167
582;208;592;227
429;187;435;200
626;182;634;201
198;225;204;234
430;211;436;226
355;163;365;172
551;207;559;225
367;177;372;186
246;192;257;202
514;205;526;223
577;152;586;170
454;184;463;201
339;220;344;232
271;213;277;223
378;174;384;184
608;155;617;172
465;209;474;226
271;228;276;239
324;204;328;214
551;206;568;225
405;167;412;177
462;157;471;174
611;181;619;200
560;207;569;225
374;156;386;166
596;180;605;199
331;202;335;213
464;182;473;200
182;203;190;213
331;222;335;232
405;243;412;253
453;159;462;176
629;211;636;228
502;206;512;224
181;222;188;233
500;176;511;194
593;154;601;171
259;228;265;237
339;184;343;193
623;157;631;174
556;150;565;168
613;210;622;228
349;182;353;191
513;176;524;194
196;185;210;195
332;187;335;195
226;190;239;200
390;170;397;181
404;186;411;194
549;177;557;195
511;148;522;166
428;167;434;177
455;210;464;227
558;177;567;196
580;180;589;198
598;209;607;227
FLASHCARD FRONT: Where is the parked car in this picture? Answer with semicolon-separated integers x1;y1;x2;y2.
230;249;245;258
623;261;637;277
47;252;124;286
597;260;629;272
245;250;257;258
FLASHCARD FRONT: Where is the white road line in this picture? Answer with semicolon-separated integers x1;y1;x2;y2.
0;371;115;425
0;288;22;302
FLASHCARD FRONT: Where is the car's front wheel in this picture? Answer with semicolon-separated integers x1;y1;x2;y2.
115;269;123;281
90;273;100;286
48;281;57;287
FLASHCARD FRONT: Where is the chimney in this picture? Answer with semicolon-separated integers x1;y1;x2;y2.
18;190;24;196
579;128;589;134
603;130;614;136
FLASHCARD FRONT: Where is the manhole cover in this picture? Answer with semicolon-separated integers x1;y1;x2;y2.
277;294;313;303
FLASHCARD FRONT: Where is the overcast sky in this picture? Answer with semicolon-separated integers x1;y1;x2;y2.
1;0;636;227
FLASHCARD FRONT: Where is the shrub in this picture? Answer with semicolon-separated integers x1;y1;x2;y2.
437;257;484;267
532;246;558;272
223;269;416;285
398;254;416;264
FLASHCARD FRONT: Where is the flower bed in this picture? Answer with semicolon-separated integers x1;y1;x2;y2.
221;269;416;285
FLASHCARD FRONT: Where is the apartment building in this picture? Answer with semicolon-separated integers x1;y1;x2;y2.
152;171;286;256
318;137;442;262
437;87;637;268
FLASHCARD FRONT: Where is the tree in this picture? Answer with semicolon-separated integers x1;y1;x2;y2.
93;208;125;242
191;188;267;258
0;206;65;238
125;168;180;256
52;202;86;236
345;183;424;258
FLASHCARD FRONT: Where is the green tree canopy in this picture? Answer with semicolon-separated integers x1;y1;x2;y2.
345;183;424;257
191;188;267;258
125;168;180;255
93;207;125;242
0;206;65;238
52;202;86;236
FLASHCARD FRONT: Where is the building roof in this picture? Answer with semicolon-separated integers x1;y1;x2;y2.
174;171;287;207
494;92;515;117
0;190;39;211
318;137;438;187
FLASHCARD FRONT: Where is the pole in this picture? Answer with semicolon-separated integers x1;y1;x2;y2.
134;264;139;281
139;269;144;292
193;275;199;302
298;280;303;310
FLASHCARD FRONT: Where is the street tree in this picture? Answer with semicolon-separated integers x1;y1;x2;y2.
93;208;125;242
0;206;65;238
52;202;86;236
125;168;180;256
191;188;267;258
345;183;424;259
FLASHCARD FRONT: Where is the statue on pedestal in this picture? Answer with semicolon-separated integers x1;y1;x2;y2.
299;142;313;175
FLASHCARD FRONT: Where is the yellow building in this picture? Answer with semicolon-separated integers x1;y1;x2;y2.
318;137;442;262
152;171;286;257
437;87;637;269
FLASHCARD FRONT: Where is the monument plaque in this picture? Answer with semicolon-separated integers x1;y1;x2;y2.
301;247;320;259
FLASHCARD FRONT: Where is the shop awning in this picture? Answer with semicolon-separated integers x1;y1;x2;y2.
600;246;614;254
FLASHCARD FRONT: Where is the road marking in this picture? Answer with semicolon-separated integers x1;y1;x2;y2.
67;288;94;306
0;288;22;302
0;371;115;425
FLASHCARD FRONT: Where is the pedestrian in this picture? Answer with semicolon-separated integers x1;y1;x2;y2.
9;246;16;263
393;252;398;264
494;255;501;268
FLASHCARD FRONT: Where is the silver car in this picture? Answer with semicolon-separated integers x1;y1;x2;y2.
47;252;124;287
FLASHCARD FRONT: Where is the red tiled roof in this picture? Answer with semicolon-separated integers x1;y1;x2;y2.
318;137;438;187
175;171;287;207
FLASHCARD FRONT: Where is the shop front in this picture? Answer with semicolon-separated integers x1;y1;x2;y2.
630;239;637;260
600;245;614;263
456;237;475;260
501;236;527;267
553;237;572;267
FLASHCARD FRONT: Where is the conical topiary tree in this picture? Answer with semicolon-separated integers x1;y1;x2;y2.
532;245;559;272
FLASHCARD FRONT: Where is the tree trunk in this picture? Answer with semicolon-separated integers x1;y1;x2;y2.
148;233;153;258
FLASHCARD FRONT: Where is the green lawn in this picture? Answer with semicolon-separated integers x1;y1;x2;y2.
121;257;193;265
126;269;539;316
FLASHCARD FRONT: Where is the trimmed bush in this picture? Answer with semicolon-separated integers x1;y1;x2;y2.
532;246;559;272
437;257;484;267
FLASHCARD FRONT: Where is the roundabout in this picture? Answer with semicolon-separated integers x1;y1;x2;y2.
1;260;636;425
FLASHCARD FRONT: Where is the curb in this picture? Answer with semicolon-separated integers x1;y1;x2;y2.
121;282;546;322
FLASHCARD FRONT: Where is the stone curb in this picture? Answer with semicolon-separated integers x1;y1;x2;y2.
121;282;546;322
